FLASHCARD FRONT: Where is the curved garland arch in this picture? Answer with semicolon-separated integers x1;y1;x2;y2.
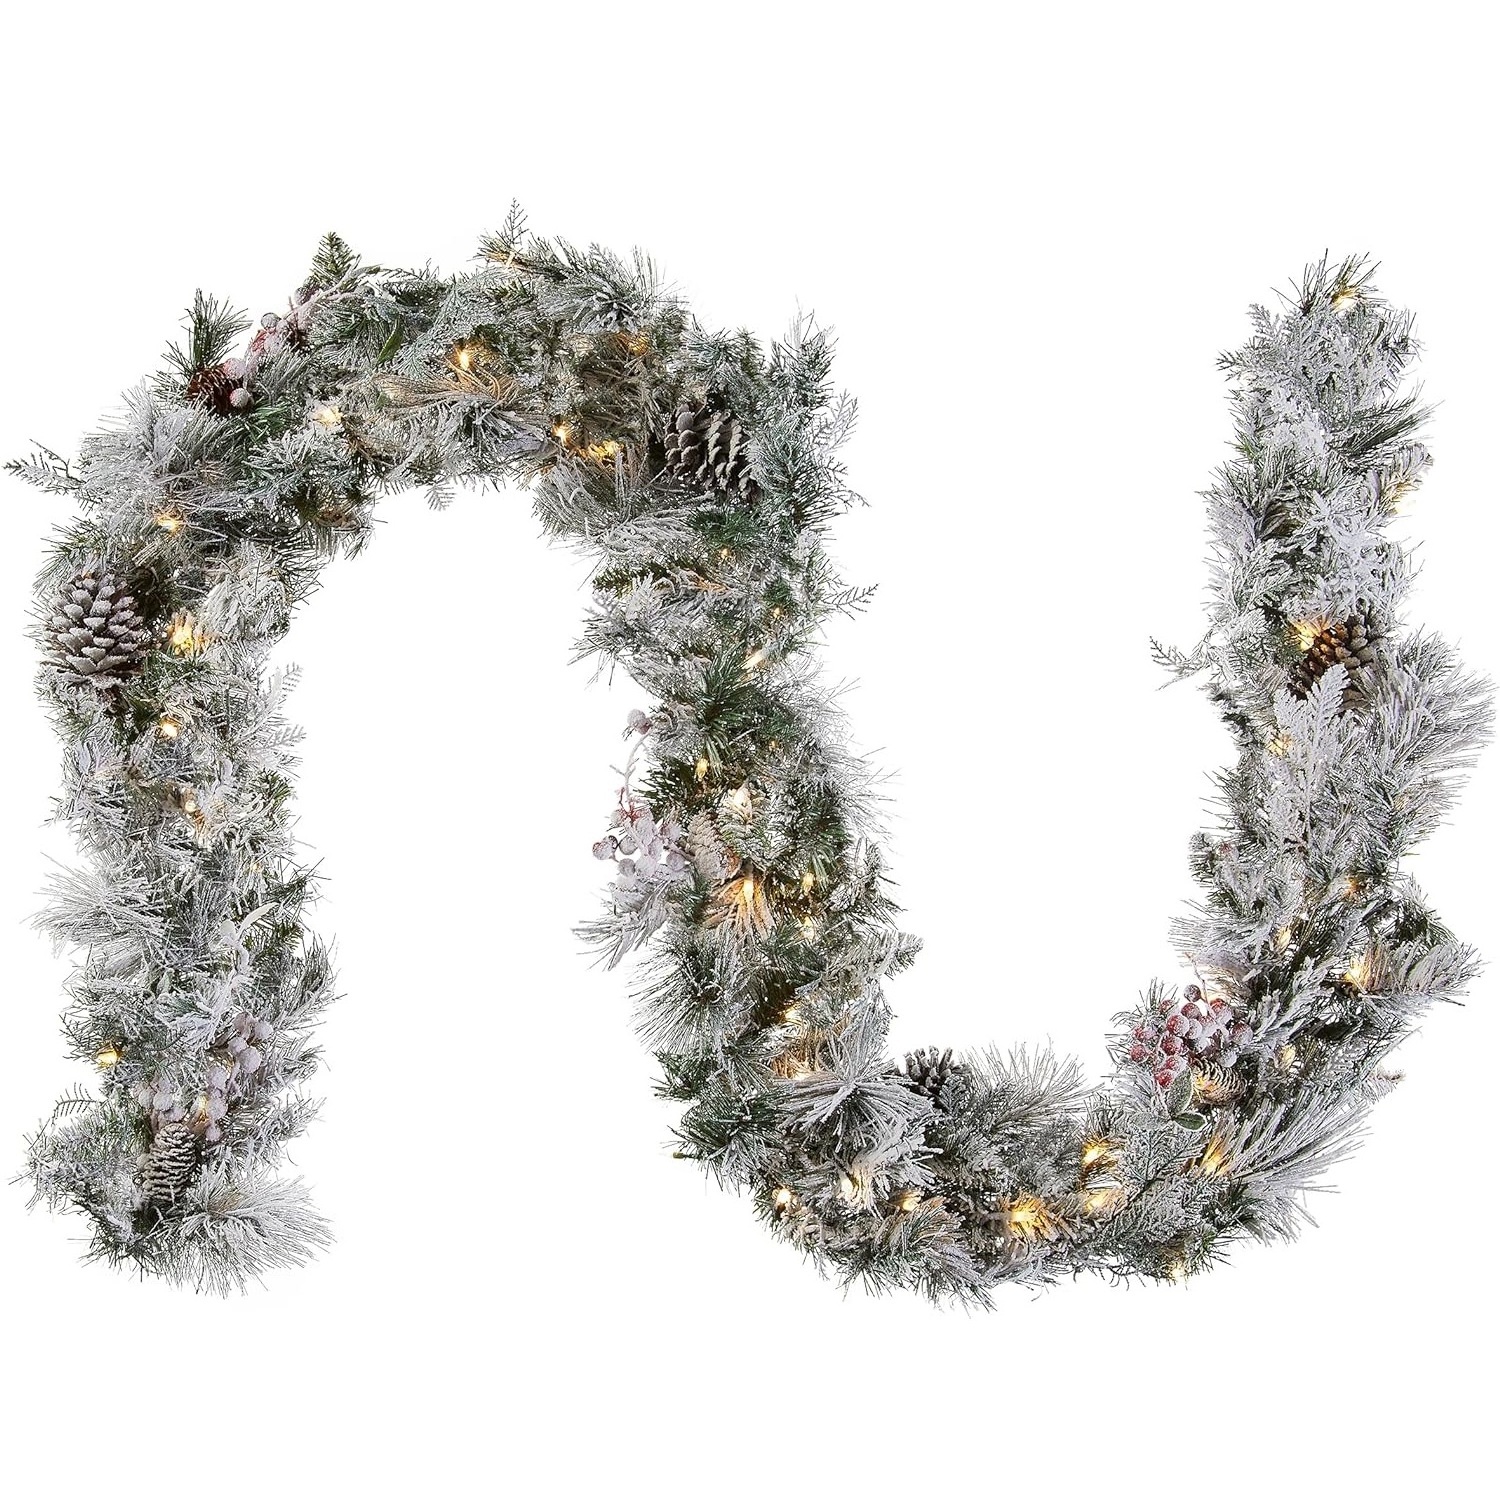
17;220;1490;1299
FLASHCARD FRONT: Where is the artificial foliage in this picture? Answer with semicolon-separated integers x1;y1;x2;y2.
13;218;1490;1301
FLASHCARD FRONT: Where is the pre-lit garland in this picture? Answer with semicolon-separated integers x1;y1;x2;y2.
15;218;1490;1299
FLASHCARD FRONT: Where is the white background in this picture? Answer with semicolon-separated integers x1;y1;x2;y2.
1;3;1495;1494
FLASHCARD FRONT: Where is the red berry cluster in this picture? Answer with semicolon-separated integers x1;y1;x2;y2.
1127;985;1251;1088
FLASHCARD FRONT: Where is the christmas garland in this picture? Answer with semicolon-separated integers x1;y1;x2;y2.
15;219;1490;1300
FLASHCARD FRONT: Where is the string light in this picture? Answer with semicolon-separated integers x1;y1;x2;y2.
157;717;181;740
898;1190;922;1213
1003;1196;1050;1240
1331;285;1360;313
311;404;342;427
1198;1137;1230;1178
154;509;183;534
1291;618;1324;652
1274;925;1293;952
180;790;201;817
1387;480;1416;515
449;341;486;373
744;647;767;671
1084;1187;1122;1215
839;1171;864;1205
1344;951;1373;989
93;1044;122;1069
718;547;732;561
783;1004;802;1024
1267;732;1292;757
1278;1042;1299;1072
695;757;710;781
167;613;203;656
553;421;572;444
1167;1258;1189;1284
723;783;754;819
586;439;621;461
1080;1138;1115;1171
772;1187;794;1210
799;915;818;941
800;870;815;895
709;872;771;936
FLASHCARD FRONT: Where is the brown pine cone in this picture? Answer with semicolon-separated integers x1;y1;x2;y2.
185;363;254;416
1291;612;1383;707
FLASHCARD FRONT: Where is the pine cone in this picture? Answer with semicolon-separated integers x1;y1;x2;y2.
1292;613;1383;706
661;398;761;503
899;1046;968;1100
185;363;238;415
185;362;254;416
684;811;740;883
140;1121;198;1207
48;562;151;690
1191;1061;1245;1104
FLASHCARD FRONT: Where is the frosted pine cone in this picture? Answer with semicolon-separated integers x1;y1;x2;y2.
140;1120;198;1207
1292;612;1382;707
1191;1061;1245;1104
661;398;761;503
684;810;740;884
48;562;151;691
899;1046;968;1100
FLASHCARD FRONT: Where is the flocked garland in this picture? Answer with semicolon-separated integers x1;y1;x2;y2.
14;216;1490;1299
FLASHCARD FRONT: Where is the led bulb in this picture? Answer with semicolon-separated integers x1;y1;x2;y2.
724;784;753;818
1080;1139;1114;1170
1199;1138;1230;1178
